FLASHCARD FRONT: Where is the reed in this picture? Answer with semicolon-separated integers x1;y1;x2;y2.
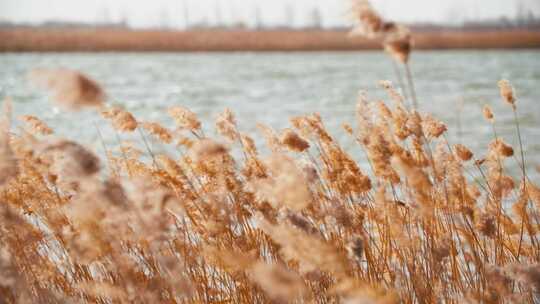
349;0;418;109
0;70;539;303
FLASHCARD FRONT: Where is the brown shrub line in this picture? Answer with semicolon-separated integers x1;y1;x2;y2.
1;29;540;52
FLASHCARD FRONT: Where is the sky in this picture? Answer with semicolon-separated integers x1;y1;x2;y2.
1;0;539;28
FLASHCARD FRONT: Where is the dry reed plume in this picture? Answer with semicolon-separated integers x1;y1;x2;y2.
30;69;105;111
1;67;539;303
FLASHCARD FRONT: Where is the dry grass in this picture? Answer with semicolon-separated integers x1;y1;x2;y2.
1;28;540;52
1;3;539;301
1;72;540;303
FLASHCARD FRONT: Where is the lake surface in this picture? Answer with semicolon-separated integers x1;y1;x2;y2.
1;51;539;181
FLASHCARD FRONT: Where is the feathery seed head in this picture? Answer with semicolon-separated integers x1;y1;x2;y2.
477;213;497;238
349;0;385;38
101;106;138;132
251;262;306;301
422;114;447;138
20;115;54;136
37;139;100;184
498;79;516;108
454;144;473;162
280;128;310;152
215;108;238;141
384;28;413;64
489;138;514;158
482;105;495;123
30;68;105;111
168;106;201;131
190;139;228;162
141;122;173;144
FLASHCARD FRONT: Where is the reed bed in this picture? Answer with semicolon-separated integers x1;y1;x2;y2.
1;2;540;302
0;68;540;303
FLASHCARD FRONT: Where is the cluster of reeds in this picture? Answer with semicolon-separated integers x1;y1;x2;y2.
0;66;539;303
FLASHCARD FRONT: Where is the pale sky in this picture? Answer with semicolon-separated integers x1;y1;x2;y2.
1;0;539;28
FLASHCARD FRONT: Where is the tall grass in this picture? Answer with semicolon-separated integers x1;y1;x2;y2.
1;2;539;301
1;72;539;303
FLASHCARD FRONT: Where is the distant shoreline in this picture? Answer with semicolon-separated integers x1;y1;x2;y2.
1;28;540;52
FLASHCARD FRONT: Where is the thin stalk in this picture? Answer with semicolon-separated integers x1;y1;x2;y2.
512;108;526;180
92;120;116;177
113;130;133;177
391;59;409;104
511;107;528;261
137;127;158;170
405;63;418;110
92;121;108;159
487;121;505;263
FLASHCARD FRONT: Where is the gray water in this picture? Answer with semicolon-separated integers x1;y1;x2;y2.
1;51;539;181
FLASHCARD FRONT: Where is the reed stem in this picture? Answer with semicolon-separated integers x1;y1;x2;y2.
405;63;418;110
137;127;158;170
512;108;526;180
391;60;409;104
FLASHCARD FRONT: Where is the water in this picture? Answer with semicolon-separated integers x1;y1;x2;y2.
1;51;539;181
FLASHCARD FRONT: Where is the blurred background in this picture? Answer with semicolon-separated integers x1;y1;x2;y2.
1;0;539;180
1;0;540;30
